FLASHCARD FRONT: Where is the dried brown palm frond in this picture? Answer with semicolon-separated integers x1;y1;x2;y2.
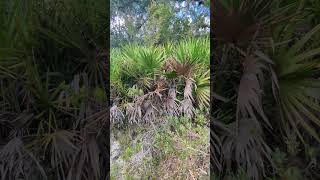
110;104;124;125
81;107;109;133
34;130;81;180
184;78;195;101
163;87;180;116
236;55;271;128
210;128;222;173
143;102;157;123
161;58;177;72
126;102;143;124
210;120;231;175
168;84;177;99
67;131;100;180
126;83;168;124
222;118;274;180
180;98;195;119
178;77;196;119
175;62;195;78
142;90;163;122
163;97;179;116
70;73;89;95
71;106;108;180
152;76;167;97
162;58;195;79
0;137;47;180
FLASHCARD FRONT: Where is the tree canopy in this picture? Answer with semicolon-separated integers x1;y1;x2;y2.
111;0;209;47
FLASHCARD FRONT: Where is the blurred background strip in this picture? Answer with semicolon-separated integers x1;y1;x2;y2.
0;0;109;179
211;0;320;179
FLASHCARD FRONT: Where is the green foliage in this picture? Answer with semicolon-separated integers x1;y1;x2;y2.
111;0;209;47
175;38;210;66
122;44;165;79
110;37;210;125
145;1;174;45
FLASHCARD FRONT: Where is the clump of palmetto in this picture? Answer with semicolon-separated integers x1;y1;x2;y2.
110;38;210;126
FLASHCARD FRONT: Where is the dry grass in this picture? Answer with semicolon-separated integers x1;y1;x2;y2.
110;115;209;179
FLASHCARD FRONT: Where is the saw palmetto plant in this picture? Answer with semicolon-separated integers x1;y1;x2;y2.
110;38;210;126
212;0;320;179
0;0;108;179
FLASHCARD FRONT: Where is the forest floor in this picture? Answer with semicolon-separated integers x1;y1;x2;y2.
110;115;210;179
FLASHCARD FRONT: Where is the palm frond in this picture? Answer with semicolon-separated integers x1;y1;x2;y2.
194;70;210;107
236;56;271;128
222;118;273;180
0;137;47;180
273;24;320;143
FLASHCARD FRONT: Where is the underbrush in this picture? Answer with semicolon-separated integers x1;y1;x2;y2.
110;113;209;179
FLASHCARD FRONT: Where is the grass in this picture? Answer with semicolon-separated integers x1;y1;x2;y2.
110;113;209;179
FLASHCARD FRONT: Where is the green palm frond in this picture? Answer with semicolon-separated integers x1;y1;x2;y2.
121;44;165;82
273;24;320;143
194;70;210;107
175;38;210;66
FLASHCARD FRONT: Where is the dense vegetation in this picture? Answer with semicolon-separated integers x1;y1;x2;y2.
0;0;109;179
110;38;210;124
110;38;210;178
110;0;210;178
212;0;320;179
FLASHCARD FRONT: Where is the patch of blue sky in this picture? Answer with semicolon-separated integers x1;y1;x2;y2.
175;1;209;23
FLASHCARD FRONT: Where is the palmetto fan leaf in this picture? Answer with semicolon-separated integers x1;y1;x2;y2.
222;118;273;180
236;55;272;128
0;137;47;180
67;131;101;180
125;102;141;124
38;26;107;88
0;0;35;49
110;104;124;125
175;38;209;66
35;130;81;179
179;97;195;119
138;47;165;74
173;38;210;118
272;23;320;143
213;0;297;47
194;70;210;107
36;0;108;89
121;44;165;81
163;87;180;116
